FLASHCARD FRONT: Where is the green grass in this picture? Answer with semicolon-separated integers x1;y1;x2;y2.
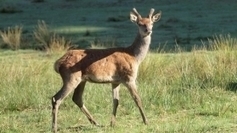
0;39;237;132
0;1;237;132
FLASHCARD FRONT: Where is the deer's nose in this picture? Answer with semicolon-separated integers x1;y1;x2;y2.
145;28;152;33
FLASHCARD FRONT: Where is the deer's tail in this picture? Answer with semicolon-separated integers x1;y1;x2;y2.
54;60;60;73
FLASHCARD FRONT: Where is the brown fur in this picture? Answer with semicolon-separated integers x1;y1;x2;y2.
54;48;137;83
51;8;161;133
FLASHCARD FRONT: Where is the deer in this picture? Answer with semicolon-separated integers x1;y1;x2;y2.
51;8;161;132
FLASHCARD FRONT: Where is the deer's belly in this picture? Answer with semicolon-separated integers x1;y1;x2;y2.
83;73;120;83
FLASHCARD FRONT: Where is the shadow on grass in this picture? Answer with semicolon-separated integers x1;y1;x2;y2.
226;82;237;92
65;124;105;132
196;112;219;117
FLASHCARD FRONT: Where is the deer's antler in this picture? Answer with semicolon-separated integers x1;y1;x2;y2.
132;8;142;19
148;8;155;19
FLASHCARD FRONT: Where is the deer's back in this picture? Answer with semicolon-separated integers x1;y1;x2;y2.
55;48;138;83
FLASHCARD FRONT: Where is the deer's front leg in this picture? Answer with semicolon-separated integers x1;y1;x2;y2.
125;81;148;125
110;83;120;126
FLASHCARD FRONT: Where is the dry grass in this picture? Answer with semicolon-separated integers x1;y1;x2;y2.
46;34;71;54
33;20;71;53
90;37;117;49
209;34;237;51
33;20;51;47
0;26;22;50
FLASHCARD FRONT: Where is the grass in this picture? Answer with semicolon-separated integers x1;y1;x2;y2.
0;26;22;50
0;1;237;132
33;21;71;53
0;35;237;132
33;20;52;48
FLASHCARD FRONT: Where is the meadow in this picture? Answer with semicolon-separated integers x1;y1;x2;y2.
0;36;237;132
0;0;237;133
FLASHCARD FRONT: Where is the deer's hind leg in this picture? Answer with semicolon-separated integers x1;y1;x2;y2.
72;81;99;125
52;71;82;132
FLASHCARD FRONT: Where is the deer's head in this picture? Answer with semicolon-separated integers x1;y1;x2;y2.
130;8;161;37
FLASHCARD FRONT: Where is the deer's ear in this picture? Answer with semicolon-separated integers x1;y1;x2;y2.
130;13;138;23
152;12;161;22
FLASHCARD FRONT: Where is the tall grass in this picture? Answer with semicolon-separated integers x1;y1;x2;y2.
209;34;237;51
0;26;22;50
90;37;118;49
0;35;236;132
33;20;70;53
45;34;71;54
0;51;57;111
33;20;51;47
139;34;237;89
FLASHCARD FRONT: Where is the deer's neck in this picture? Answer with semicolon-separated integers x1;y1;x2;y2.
129;33;151;64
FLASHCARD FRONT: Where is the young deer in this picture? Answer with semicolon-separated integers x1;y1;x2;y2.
52;8;161;132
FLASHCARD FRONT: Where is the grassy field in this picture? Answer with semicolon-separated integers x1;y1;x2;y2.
0;36;237;132
0;0;237;133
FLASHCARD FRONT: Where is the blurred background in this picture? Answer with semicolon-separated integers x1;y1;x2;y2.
0;0;237;51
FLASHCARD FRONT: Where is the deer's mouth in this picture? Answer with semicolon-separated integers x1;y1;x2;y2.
147;31;152;35
143;31;152;36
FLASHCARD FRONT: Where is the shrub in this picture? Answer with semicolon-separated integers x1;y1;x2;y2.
33;20;51;48
46;34;71;54
0;26;22;50
33;20;71;53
